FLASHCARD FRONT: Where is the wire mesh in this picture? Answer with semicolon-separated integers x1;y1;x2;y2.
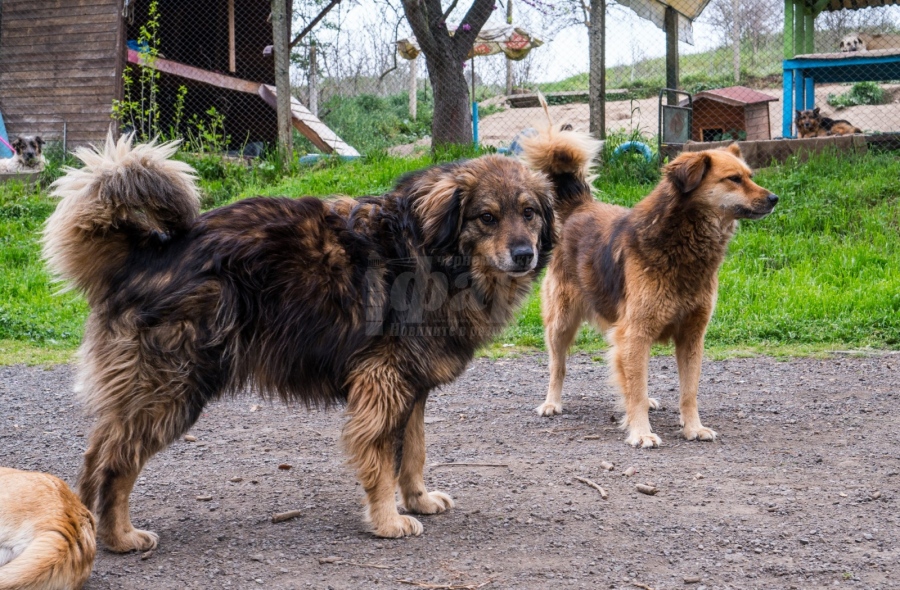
4;0;899;159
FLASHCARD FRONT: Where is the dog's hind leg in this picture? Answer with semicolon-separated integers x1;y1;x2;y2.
78;333;213;552
398;396;453;515
609;324;661;448
674;309;717;442
537;273;585;417
344;361;424;538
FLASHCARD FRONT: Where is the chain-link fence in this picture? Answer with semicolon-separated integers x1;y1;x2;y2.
6;0;898;160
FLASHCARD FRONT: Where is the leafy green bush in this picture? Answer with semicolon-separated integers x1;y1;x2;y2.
827;82;888;109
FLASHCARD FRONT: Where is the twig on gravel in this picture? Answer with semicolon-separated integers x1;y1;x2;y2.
429;462;509;468
396;578;495;589
347;561;393;569
573;476;608;500
271;509;303;523
631;582;655;590
539;426;583;434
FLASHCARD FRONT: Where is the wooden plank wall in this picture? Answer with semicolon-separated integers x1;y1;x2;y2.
0;0;122;147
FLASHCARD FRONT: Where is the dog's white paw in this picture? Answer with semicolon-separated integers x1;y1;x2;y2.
372;514;424;538
648;397;660;410
404;490;454;515
103;527;159;553
625;431;662;448
683;425;717;441
536;401;562;416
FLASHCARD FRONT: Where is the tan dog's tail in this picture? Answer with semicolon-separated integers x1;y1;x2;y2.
0;526;96;590
42;132;200;305
518;95;602;223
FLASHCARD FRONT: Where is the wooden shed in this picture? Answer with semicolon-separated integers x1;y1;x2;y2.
687;86;778;143
0;0;124;147
0;0;278;149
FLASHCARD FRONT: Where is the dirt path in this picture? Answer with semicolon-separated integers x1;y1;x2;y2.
1;354;897;589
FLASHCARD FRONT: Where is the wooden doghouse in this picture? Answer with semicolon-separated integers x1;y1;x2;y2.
687;86;778;142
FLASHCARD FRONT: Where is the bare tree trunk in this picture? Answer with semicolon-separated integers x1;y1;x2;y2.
506;0;514;95
400;0;494;147
588;0;606;138
429;60;473;145
732;0;741;83
409;57;418;121
271;0;293;165
309;40;318;117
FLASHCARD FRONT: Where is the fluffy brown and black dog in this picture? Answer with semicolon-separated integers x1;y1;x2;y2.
795;108;861;138
43;131;594;550
0;468;96;590
528;140;777;448
0;135;46;173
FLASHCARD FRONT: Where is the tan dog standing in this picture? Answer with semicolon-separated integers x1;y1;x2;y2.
529;142;778;448
0;468;96;590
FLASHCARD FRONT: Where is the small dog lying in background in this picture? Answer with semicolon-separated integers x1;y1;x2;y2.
0;467;96;590
795;108;861;138
0;135;46;173
840;32;900;52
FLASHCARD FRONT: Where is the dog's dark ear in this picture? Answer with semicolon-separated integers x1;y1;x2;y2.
414;174;464;254
813;107;820;116
538;189;556;255
795;109;802;118
12;137;25;152
666;152;710;194
35;136;45;146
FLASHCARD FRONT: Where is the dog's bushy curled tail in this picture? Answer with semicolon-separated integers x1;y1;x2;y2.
518;107;602;224
43;132;199;303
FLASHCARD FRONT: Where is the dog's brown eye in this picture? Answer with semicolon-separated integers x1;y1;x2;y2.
727;175;743;184
523;207;535;221
480;213;496;224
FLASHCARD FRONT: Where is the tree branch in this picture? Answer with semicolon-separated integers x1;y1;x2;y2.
452;0;496;60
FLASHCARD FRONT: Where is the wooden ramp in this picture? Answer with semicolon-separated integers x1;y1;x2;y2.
126;50;358;156
258;85;359;157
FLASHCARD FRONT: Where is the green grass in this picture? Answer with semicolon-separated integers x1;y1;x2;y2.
1;146;899;365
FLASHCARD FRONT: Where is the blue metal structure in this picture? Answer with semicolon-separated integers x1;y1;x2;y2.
782;52;900;138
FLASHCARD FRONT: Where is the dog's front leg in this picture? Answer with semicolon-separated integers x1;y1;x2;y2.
344;365;424;538
610;326;661;448
675;312;717;441
398;396;454;515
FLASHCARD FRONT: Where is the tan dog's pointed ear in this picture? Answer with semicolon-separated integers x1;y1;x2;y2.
666;152;710;194
725;143;742;158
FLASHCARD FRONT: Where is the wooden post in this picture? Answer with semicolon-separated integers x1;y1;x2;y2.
271;0;293;165
665;6;679;105
409;56;418;121
228;0;236;73
505;0;514;95
589;0;606;138
309;40;318;117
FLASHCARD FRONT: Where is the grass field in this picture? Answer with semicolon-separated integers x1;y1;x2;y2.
1;146;898;364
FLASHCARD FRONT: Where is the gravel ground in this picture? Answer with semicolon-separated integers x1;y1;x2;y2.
1;353;898;590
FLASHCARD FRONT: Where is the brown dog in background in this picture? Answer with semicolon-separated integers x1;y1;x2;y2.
0;468;96;590
529;141;777;448
795;108;861;138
